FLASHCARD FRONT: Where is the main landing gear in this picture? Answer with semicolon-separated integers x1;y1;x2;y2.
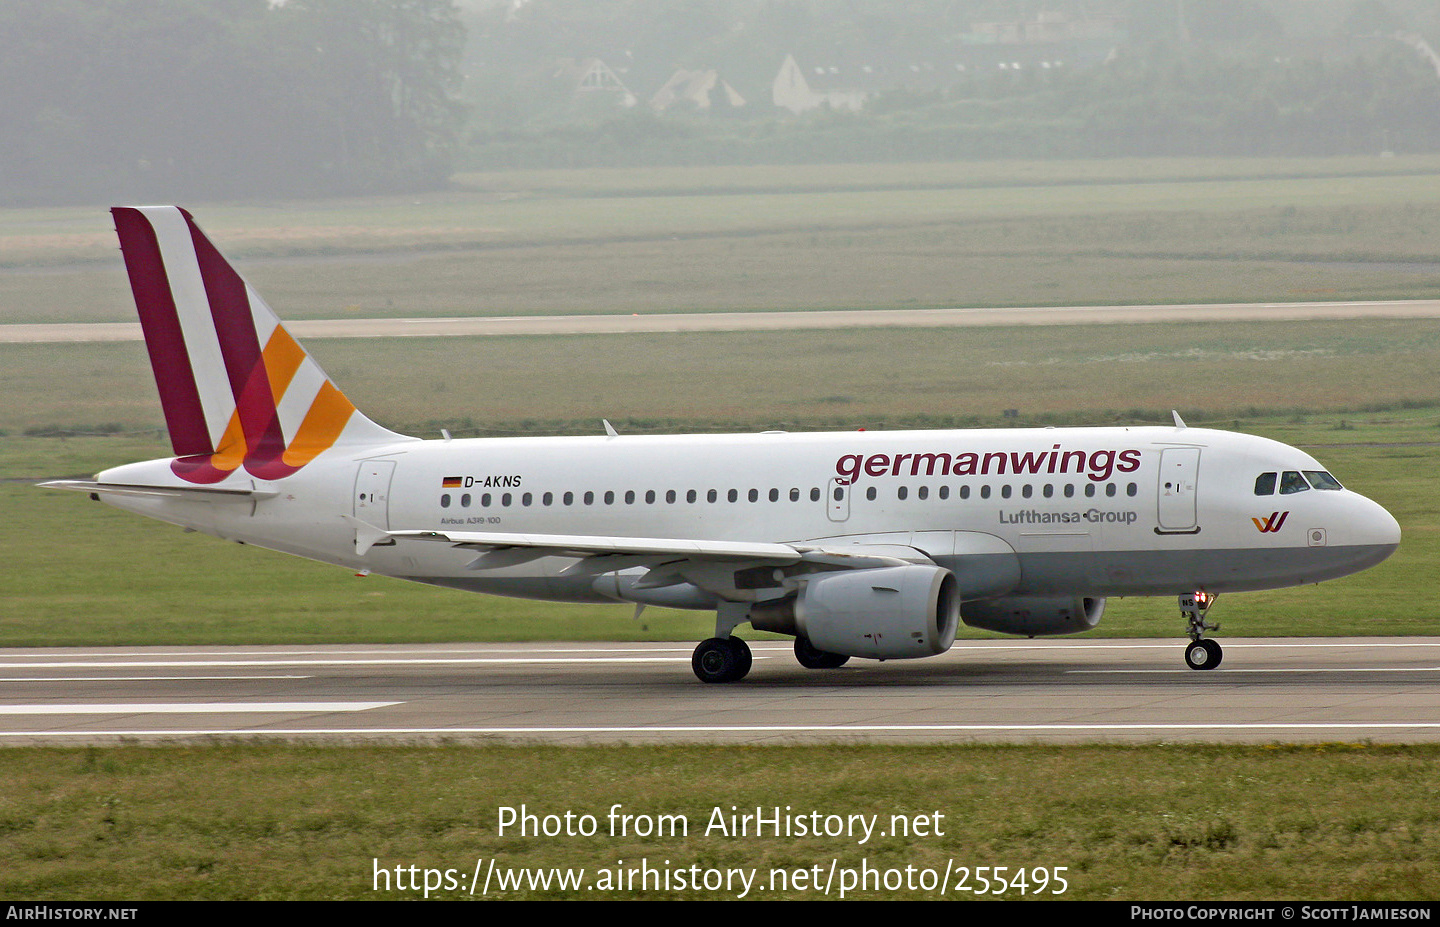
692;603;753;683
1180;591;1223;670
692;636;752;684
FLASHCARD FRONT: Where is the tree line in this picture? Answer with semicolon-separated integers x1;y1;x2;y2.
0;0;466;205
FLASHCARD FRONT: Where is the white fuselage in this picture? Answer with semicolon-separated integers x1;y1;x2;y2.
96;424;1401;609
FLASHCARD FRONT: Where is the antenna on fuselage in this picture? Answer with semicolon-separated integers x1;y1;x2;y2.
1172;410;1187;430
603;419;619;438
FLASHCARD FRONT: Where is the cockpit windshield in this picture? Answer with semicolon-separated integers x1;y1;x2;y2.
1279;471;1310;494
1255;470;1344;495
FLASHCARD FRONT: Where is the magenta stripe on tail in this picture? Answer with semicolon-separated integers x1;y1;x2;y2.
111;207;212;457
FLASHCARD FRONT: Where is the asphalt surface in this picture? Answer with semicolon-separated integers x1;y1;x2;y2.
2;637;1438;745
4;299;1440;343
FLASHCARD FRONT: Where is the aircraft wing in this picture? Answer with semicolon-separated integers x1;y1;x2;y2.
345;517;925;572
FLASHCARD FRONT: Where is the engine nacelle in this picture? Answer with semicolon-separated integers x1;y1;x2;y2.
753;565;960;660
961;596;1105;637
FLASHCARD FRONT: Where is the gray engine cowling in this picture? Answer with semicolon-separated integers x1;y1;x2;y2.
961;596;1105;636
766;564;960;660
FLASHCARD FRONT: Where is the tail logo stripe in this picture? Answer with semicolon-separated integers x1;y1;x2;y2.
112;206;410;483
112;208;211;457
144;207;236;447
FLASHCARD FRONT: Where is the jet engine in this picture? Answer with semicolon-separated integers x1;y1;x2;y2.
961;596;1105;637
751;564;960;660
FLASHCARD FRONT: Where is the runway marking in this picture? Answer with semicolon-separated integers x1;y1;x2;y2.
0;702;400;715
1074;666;1440;674
0;675;312;682
1;646;704;659
3;722;1440;739
0;641;1432;670
0;657;701;669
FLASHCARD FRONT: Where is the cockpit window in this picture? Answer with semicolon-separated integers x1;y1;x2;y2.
1304;470;1344;491
1279;471;1310;494
1254;472;1277;495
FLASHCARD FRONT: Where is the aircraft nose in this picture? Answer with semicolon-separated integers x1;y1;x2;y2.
1345;493;1401;565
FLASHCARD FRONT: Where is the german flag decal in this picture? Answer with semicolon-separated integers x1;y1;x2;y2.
442;476;463;488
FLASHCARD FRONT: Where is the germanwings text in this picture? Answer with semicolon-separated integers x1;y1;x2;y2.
835;446;1142;484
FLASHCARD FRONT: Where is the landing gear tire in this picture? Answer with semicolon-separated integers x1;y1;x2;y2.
692;637;752;683
794;636;850;670
1184;638;1223;671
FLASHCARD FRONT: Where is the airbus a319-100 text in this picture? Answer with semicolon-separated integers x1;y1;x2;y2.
43;207;1402;683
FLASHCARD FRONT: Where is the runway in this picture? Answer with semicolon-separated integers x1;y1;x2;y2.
2;637;1438;745
4;299;1440;343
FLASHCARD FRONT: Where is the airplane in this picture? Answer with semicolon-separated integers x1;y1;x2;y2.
43;206;1402;683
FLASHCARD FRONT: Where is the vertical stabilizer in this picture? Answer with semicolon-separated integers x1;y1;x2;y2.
112;206;410;483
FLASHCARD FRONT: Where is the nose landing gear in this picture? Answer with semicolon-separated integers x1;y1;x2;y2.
1180;591;1223;670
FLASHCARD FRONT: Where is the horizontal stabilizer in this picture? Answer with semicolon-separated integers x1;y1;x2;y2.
39;479;276;501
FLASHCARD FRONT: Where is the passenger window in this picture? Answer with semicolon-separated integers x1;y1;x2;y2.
1254;472;1277;495
866;487;877;501
1279;471;1310;495
898;486;908;500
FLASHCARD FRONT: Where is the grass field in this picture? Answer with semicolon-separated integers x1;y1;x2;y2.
6;321;1440;437
3;159;1440;902
1;743;1437;900
5;157;1440;324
